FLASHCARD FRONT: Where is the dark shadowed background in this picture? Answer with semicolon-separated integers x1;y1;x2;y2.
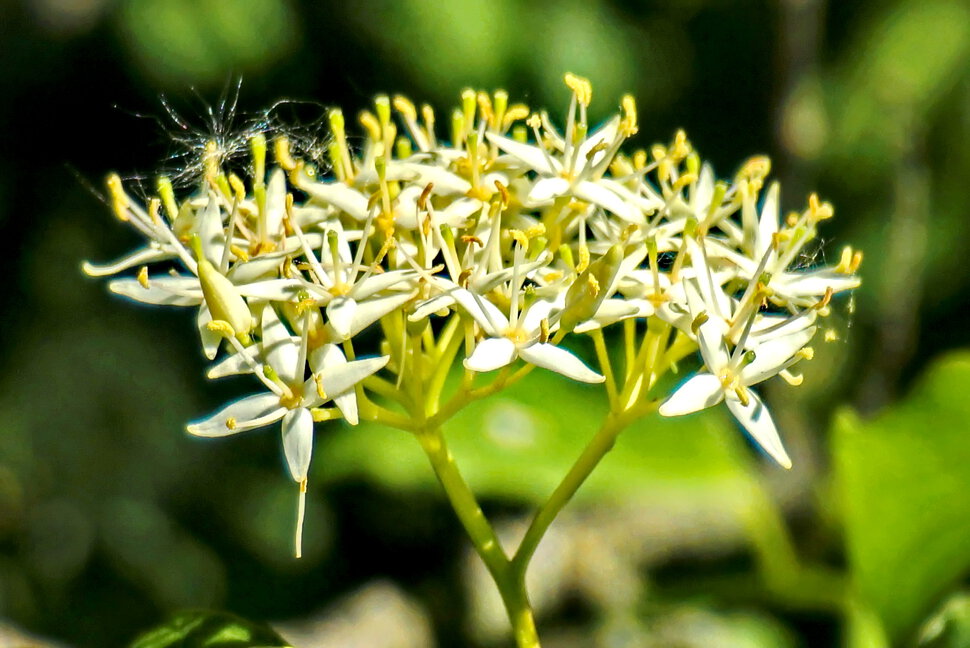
2;1;970;646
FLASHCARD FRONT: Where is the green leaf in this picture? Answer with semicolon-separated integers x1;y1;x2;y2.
833;352;970;641
130;610;290;648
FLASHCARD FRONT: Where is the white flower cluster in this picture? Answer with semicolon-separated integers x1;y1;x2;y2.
85;74;860;554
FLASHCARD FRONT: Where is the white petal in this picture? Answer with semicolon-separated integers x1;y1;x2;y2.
109;277;202;306
518;343;604;383
521;299;559;332
576;117;619;172
485;132;561;175
574;180;640;223
264;168;287;238
327;291;415;341
449;288;509;335
741;326;816;386
757;182;780;261
310;344;359;425
82;247;172;277
658;373;724;416
779;271;861;299
326;297;357;341
237;278;305;300
464;337;516;373
725;390;792;469
261;304;301;386
352;270;418;301
187;393;285;437
282;408;314;482
528;177;570;204
197;304;221;360
199;195;225;266
300;179;369;220
408;294;456;322
315;355;390;400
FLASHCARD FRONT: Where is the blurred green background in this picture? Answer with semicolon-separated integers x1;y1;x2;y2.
2;0;970;646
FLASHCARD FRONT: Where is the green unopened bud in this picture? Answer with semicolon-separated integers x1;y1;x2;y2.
560;244;624;332
196;246;252;340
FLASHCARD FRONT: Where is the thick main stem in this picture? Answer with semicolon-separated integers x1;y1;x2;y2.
416;426;540;647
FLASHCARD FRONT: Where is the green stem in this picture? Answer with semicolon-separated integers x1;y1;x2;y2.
415;425;541;647
512;408;640;573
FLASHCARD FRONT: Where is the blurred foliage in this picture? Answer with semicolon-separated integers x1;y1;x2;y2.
835;353;970;642
129;610;289;648
3;0;970;645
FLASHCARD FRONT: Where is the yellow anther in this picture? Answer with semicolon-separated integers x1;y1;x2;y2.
509;229;529;249
585;273;600;298
476;91;494;127
738;155;772;191
137;266;149;289
576;242;591;273
620;94;638;136
206;319;236;338
651;144;667;162
395;136;412;159
564;73;592;106
786;211;799;227
418;183;434;211
392;95;417;121
524;223;546;239
147;198;162;226
691;312;709;335
502;104;530;131
672;172;698;192
494;180;510;207
807;193;834;222
230;244;250;262
798;347;815;360
462;235;484;247
815;286;834;310
824;329;840;342
526;113;542;130
106;173;129;221
228;173;246;203
461;88;477;126
539;318;550;344
670;129;691;161
374;95;391;128
851;250;863;273
782;371;804;386
225;417;237;431
633;149;647;170
421;103;435;137
457;269;473;287
585;140;608;162
275;136;297;171
359;111;381;142
329;107;346;135
313;374;329;401
203;140;220;182
156;176;178;222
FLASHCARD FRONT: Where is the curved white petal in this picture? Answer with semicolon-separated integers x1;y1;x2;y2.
264;168;287;239
574;180;640;223
261;304;301;385
757;182;780;261
199;195;225;266
741;326;816;386
300;179;369;220
528;177;570;204
309;344;359;425
659;373;724;416
449;288;509;335
316;355;390;400
237;278;305;301
326;297;357;341
518;343;604;383
197;304;220;360
521;299;559;332
485;133;561;175
282;408;314;482
464;337;516;373
187;393;285;437
725;390;791;469
82;247;172;277
409;294;456;322
109;277;202;306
